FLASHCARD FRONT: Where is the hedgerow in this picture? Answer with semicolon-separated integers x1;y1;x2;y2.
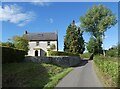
94;55;118;86
2;46;26;63
48;51;79;56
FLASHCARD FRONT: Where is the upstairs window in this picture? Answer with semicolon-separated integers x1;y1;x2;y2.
36;41;39;46
47;41;50;46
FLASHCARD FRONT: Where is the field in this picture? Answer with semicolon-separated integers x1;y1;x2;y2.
3;62;73;88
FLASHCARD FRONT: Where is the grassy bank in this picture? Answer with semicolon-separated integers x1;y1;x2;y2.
93;55;118;87
3;62;73;88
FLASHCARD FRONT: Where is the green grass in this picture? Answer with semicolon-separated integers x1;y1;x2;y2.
93;55;118;87
3;62;73;88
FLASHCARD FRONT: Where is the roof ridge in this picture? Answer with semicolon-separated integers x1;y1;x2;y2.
28;32;56;34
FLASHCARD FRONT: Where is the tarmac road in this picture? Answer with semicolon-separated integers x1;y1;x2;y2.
56;60;103;87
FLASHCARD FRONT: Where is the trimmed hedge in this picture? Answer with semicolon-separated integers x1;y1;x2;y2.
48;51;79;56
2;46;26;63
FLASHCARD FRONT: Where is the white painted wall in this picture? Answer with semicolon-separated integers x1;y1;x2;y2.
28;41;58;56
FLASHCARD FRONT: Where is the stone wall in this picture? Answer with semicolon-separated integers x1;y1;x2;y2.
24;56;82;67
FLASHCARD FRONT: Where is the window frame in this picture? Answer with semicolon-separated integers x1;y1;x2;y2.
36;41;39;46
47;41;50;46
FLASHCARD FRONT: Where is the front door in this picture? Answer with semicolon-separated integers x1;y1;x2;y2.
35;50;38;56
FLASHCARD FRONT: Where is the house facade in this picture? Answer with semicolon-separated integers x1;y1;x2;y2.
24;31;58;56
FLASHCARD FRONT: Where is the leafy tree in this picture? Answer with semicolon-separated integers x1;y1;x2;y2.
49;44;56;51
87;37;102;55
80;4;117;54
64;20;85;54
76;27;85;54
106;45;118;57
1;41;14;48
12;35;29;53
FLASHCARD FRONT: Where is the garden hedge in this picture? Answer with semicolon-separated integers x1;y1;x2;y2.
48;51;79;56
1;46;26;63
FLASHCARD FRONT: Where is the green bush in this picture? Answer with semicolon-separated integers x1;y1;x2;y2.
106;49;118;57
2;46;26;63
80;52;91;58
48;51;79;56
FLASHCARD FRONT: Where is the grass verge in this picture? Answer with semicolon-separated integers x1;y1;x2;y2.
93;55;118;87
93;62;113;87
3;62;73;88
44;68;72;89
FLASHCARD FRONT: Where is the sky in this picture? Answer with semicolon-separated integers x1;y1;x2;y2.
0;2;118;51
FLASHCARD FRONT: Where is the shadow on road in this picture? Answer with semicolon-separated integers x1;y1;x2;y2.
72;59;89;67
79;59;89;66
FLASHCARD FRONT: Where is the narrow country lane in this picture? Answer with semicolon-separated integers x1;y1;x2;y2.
55;60;103;87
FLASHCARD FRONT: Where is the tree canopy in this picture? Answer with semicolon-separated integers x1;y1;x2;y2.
64;20;85;54
80;4;117;54
12;35;29;53
80;4;117;37
0;41;15;48
86;37;102;54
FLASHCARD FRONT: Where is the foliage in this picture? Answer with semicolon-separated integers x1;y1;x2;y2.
106;45;118;57
80;52;91;58
48;51;79;56
86;37;103;55
118;44;120;57
2;46;26;63
0;41;15;48
44;68;73;88
80;4;117;54
44;52;47;56
48;44;56;51
64;20;85;54
94;55;118;87
80;4;117;37
12;35;29;54
3;63;73;88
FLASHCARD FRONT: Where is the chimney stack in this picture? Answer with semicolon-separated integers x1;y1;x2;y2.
24;30;28;34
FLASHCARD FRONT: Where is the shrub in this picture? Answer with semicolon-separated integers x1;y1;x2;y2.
48;51;79;56
2;46;26;63
80;52;91;58
106;49;118;57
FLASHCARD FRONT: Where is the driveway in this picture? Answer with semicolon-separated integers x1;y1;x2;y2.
55;60;103;87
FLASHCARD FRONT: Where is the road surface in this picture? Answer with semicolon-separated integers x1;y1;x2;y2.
56;60;103;87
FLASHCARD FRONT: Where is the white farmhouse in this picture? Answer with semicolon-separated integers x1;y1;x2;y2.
24;31;58;56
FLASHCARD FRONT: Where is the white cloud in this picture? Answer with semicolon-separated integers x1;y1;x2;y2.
47;18;53;24
0;4;35;26
49;18;53;23
31;0;50;6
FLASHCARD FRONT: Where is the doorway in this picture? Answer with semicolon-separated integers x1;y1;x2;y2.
35;50;38;56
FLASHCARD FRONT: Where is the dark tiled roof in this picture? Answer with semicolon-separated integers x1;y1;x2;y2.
24;32;58;41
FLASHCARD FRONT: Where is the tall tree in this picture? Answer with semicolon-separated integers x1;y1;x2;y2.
12;35;29;53
64;20;85;54
86;37;102;55
80;4;117;55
